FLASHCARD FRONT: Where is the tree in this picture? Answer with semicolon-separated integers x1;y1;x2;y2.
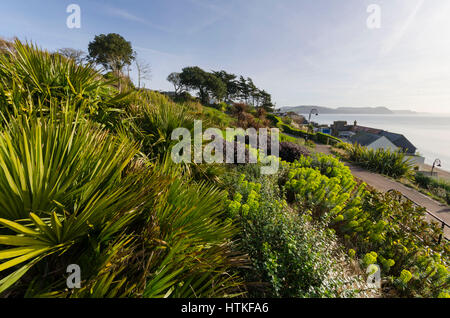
246;77;258;106
238;76;250;104
135;58;151;89
260;89;275;112
167;72;185;95
88;33;135;90
58;48;86;64
253;89;263;107
212;70;239;102
179;66;226;104
207;74;226;102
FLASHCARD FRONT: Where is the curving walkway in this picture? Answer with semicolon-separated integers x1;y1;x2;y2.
314;145;450;239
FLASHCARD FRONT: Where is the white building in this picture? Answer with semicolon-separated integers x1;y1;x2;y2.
349;131;425;165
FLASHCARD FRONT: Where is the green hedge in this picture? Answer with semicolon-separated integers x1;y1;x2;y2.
279;123;314;139
316;132;342;145
266;114;283;127
267;114;341;145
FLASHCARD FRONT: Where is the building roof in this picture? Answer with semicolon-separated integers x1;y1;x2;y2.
379;131;417;154
333;121;417;154
349;132;382;146
349;125;383;134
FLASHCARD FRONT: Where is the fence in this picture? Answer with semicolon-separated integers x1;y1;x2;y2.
387;189;449;244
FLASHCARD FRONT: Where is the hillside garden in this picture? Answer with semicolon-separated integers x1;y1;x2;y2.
0;39;448;298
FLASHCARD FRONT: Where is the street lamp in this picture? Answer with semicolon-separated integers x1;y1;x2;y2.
431;159;441;176
308;108;319;124
305;109;318;142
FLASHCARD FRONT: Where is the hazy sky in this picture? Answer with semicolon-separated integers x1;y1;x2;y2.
1;0;450;113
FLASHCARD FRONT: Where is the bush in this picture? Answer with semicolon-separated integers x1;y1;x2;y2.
0;40;124;120
284;154;361;222
345;143;414;178
125;91;195;160
316;132;342;145
279;142;310;163
415;172;450;204
0;114;154;295
214;101;229;112
0;111;243;297
281;154;450;297
0;41;244;298
279;123;315;140
279;133;298;143
266;114;283;127
267;118;341;146
225;170;363;297
281;116;292;125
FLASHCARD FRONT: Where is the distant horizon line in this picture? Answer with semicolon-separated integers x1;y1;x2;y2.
279;105;450;115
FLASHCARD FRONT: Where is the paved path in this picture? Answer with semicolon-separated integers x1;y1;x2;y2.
314;145;450;239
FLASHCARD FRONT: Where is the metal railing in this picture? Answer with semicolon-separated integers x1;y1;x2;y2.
387;189;449;244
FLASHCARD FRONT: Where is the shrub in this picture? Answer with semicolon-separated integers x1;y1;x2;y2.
279;133;298;143
345;143;414;178
283;154;362;222
281;116;292;125
0;113;157;295
0;40;125;120
281;154;449;297
266;114;283;128
225;171;363;297
316;132;342;145
415;172;450;204
279;123;315;140
0;111;243;297
126;91;195;160
278;142;310;163
142;173;244;298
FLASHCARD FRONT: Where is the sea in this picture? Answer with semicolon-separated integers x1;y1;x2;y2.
299;113;450;172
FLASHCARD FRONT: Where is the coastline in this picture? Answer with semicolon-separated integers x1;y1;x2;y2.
299;113;450;173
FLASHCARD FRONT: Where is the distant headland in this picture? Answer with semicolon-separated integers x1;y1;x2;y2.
279;105;418;115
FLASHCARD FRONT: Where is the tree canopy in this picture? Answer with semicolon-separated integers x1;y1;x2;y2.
167;72;185;95
170;66;275;111
179;66;226;104
88;33;135;73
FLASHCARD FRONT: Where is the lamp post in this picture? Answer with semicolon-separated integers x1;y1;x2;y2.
308;108;319;124
431;159;441;176
305;108;318;142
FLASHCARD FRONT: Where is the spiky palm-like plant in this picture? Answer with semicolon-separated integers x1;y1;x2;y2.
347;143;414;178
0;40;129;122
0;112;165;295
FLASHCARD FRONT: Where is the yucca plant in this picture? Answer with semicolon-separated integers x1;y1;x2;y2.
346;143;414;178
0;112;166;295
124;91;195;160
142;176;244;298
0;39;245;297
0;39;129;122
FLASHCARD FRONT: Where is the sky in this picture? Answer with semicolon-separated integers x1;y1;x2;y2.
1;0;450;113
